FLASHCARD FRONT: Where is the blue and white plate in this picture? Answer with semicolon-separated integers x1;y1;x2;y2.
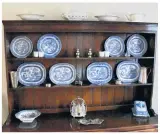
49;63;76;85
10;36;33;58
17;62;46;86
116;61;140;83
37;34;62;58
127;34;148;57
87;62;113;85
104;36;125;57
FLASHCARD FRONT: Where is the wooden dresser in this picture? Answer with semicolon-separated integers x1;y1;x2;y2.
2;21;158;132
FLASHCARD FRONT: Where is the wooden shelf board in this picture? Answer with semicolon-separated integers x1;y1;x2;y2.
8;57;154;61
10;83;153;90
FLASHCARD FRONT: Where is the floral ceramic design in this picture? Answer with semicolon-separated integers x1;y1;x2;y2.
37;34;62;58
17;62;46;86
104;36;125;57
10;36;33;58
87;62;113;85
116;61;140;83
127;34;148;57
49;63;76;85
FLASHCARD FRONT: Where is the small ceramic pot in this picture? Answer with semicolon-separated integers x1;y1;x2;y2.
116;80;122;85
46;83;51;87
39;52;44;57
99;51;105;57
33;51;39;57
104;51;110;57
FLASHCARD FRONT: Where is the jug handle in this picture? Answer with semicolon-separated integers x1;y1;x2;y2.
125;14;130;21
147;68;152;79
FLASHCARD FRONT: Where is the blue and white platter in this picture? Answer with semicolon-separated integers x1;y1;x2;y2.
127;34;148;57
17;62;46;86
37;34;62;58
116;61;140;83
104;36;125;57
10;36;33;58
49;63;76;85
87;62;113;85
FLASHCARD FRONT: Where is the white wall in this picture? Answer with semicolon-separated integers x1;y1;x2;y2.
2;3;158;124
2;3;158;22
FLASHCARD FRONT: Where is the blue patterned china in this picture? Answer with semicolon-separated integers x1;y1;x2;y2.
49;63;76;85
127;34;148;57
87;62;113;85
37;34;62;58
17;62;46;86
116;61;140;83
104;36;125;57
10;36;33;58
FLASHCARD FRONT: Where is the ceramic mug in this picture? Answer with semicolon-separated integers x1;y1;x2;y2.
39;52;44;57
99;51;105;57
104;51;109;57
46;83;51;87
116;80;122;85
33;51;39;57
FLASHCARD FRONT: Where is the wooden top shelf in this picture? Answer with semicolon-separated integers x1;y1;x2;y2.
8;57;154;61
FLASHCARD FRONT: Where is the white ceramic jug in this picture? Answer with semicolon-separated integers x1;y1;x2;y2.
125;13;145;22
138;67;151;84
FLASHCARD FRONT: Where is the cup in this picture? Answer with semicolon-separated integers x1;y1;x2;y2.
104;51;110;57
99;51;105;57
38;52;44;57
46;83;51;87
116;80;122;85
10;71;18;88
33;51;39;57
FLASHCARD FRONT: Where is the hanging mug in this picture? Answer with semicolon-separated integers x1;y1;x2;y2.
138;67;151;84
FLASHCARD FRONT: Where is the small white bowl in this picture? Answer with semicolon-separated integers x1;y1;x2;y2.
15;110;41;123
17;14;44;20
95;15;119;21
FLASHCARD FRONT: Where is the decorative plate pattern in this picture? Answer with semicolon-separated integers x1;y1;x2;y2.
104;36;125;57
116;61;140;83
49;63;76;85
87;62;113;85
10;36;33;58
37;34;62;58
17;62;46;86
127;34;148;57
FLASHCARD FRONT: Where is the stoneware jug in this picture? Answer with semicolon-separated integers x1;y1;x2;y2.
138;67;151;84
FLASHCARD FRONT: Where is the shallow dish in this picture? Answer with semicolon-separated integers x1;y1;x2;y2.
17;62;46;86
37;34;62;58
62;12;88;20
95;15;119;21
104;36;125;57
15;110;41;123
87;62;113;85
17;14;44;20
49;63;76;85
127;34;148;57
10;36;33;58
116;61;140;83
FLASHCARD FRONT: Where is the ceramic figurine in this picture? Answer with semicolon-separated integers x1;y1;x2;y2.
76;49;80;58
88;48;92;58
70;97;87;117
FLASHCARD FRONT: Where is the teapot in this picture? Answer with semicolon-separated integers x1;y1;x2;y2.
125;13;145;22
138;67;151;84
70;97;87;117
